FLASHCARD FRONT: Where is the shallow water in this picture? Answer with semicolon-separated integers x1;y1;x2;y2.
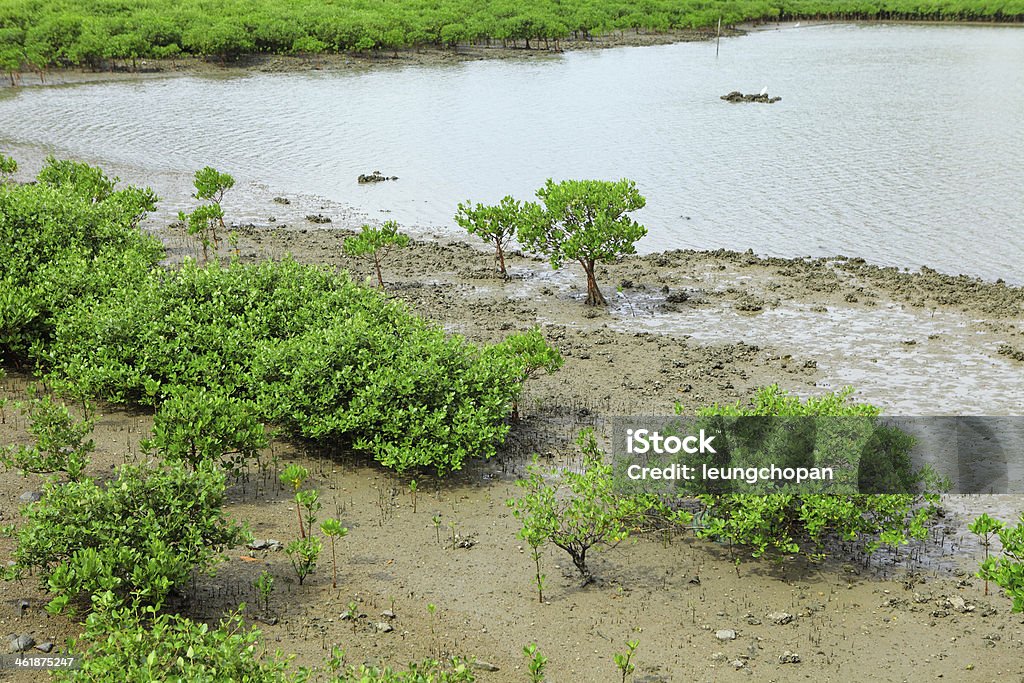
2;23;1023;281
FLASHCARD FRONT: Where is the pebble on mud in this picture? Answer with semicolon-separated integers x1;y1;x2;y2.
18;491;41;504
8;634;35;653
715;629;737;641
779;651;801;664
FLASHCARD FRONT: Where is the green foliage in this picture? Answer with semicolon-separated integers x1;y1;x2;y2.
329;657;475;682
508;429;655;583
343;220;410;290
1;395;93;481
517;178;646;305
55;606;299;682
148;386;267;475
0;160;162;360
681;386;940;560
320;519;349;588
454;195;523;277
977;513;1024;611
179;166;234;260
255;570;276;613
6;461;246;615
285;535;322;586
1;0;1019;70
488;327;563;419
0;153;16;181
614;639;639;683
42;256;528;473
523;643;547;683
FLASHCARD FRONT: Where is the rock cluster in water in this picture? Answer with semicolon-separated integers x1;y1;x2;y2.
358;170;398;183
721;91;782;104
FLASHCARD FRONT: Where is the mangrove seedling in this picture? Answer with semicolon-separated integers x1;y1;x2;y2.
454;195;524;277
0;154;16;182
523;643;548;683
522;527;547;603
970;514;1004;596
343;220;410;290
254;570;275;614
280;463;310;537
432;514;442;544
409;479;418;513
285;535;321;586
320;518;349;589
297;488;322;540
614;639;639;683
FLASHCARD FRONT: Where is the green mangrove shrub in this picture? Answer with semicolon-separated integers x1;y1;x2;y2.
148;386;267;475
42;256;534;472
977;513;1024;612
178;166;235;260
681;385;941;560
0;159;162;361
343;220;410;290
55;605;300;682
454;195;524;277
517;178;647;306
1;394;93;481
5;461;247;615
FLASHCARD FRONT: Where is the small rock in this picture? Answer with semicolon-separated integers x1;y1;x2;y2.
710;652;727;663
272;196;291;205
380;610;396;619
305;213;332;224
19;491;41;504
767;612;793;625
247;539;269;551
715;629;737;641
17;599;29;617
779;651;801;664
472;660;500;672
374;622;393;633
9;634;35;653
950;596;974;613
731;659;746;669
35;642;54;653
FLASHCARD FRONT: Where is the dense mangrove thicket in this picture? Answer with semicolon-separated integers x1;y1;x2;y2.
1;0;1022;73
1;158;548;473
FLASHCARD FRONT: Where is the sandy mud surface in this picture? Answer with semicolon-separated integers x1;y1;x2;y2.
2;160;1023;680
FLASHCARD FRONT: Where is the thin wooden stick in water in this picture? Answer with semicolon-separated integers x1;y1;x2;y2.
716;16;722;57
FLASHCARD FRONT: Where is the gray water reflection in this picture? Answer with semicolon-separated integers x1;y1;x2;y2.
1;24;1022;281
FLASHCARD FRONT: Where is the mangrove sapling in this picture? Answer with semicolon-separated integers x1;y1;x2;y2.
432;514;442;544
517;178;647;306
0;395;94;481
523;643;548;682
971;514;1005;596
522;527;547;603
192;166;234;236
298;488;323;539
343;220;410;290
254;570;275;614
614;639;639;683
409;478;418;512
978;513;1024;612
454;195;524;277
320;519;349;589
508;429;654;585
280;463;310;537
285;535;322;586
0;154;16;182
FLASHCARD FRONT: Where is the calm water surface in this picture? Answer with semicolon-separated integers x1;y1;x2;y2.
1;23;1022;280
